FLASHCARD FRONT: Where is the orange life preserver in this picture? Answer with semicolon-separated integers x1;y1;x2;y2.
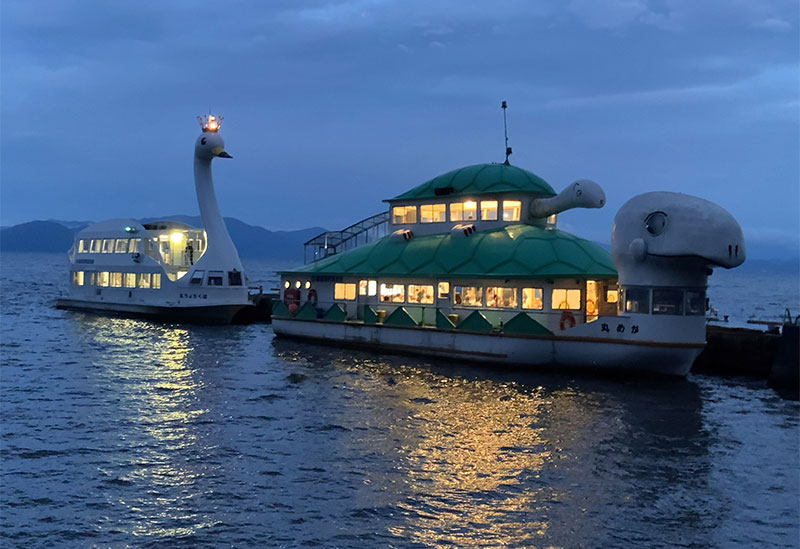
586;299;597;315
559;310;576;331
307;288;318;306
284;287;300;306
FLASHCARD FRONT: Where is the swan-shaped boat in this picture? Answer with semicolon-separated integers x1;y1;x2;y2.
272;151;745;375
56;115;258;324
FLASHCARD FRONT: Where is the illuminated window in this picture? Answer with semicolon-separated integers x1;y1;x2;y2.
97;272;110;287
137;273;151;289
503;200;521;221
606;289;619;303
115;239;128;253
123;273;136;288
152;273;161;289
481;200;498;221
392;206;417;224
110;272;123;287
284;281;290;289
71;271;84;286
334;282;357;300
653;288;684;315
128;238;141;253
304;281;311;289
359;280;377;296
102;239;115;253
522;288;543;310
208;271;223;286
420;204;447;223
552;288;581;310
453;286;482;307
90;239;102;253
88;272;96;286
463;201;477;220
685;290;705;316
438;281;450;299
486;287;517;308
78;240;88;253
624;287;650;313
546;214;557;227
380;283;405;303
450;201;478;222
408;284;434;304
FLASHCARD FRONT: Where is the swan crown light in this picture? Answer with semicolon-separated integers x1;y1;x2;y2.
198;114;223;133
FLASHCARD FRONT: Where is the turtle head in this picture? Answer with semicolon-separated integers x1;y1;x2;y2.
611;192;745;285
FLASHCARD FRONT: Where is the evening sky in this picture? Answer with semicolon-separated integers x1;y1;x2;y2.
2;0;798;258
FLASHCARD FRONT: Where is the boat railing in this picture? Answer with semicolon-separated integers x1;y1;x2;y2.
304;211;390;264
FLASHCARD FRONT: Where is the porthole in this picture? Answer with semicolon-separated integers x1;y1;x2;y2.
284;281;290;289
645;211;667;236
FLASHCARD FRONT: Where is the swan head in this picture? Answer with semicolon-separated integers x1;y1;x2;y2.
194;131;232;161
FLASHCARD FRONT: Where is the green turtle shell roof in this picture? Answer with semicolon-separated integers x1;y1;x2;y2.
284;225;616;279
387;163;556;203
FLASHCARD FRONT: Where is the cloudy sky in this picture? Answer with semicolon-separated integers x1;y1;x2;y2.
2;0;797;258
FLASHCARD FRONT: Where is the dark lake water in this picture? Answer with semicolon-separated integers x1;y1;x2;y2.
1;253;798;548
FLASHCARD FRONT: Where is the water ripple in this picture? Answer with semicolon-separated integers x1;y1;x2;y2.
1;253;798;547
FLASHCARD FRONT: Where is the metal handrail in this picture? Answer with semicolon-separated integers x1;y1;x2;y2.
304;211;390;263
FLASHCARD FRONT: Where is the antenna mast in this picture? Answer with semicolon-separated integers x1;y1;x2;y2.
502;100;512;165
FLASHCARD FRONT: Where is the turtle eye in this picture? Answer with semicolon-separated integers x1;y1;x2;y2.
201;137;207;145
645;211;667;235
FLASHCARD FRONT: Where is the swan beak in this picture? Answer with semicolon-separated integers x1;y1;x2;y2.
212;145;232;158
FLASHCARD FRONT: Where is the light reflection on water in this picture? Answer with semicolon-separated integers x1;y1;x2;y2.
71;317;227;540
1;253;798;547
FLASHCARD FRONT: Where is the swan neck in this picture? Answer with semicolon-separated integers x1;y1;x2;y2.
192;157;243;272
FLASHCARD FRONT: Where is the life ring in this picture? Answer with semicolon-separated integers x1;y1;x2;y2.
284;287;300;306
586;299;597;315
559;310;576;331
307;288;318;306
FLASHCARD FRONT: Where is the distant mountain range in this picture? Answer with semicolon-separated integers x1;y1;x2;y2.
0;217;325;262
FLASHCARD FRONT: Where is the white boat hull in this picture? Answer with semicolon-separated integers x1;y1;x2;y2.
56;297;253;324
272;317;704;376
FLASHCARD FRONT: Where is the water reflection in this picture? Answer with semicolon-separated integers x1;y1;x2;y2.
274;340;708;547
67;314;251;540
4;254;795;546
384;373;552;545
61;316;712;546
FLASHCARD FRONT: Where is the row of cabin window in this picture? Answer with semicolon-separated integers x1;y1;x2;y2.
71;271;162;289
189;270;243;286
334;281;593;310
622;287;705;316
77;237;205;256
392;200;522;225
78;238;142;254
